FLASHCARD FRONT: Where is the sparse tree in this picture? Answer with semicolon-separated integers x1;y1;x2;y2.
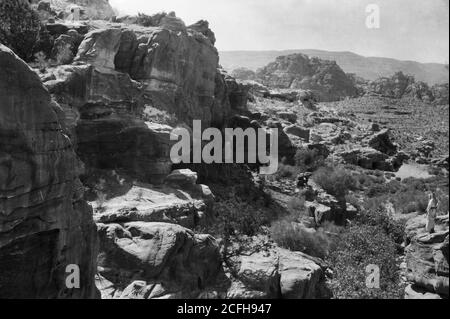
0;0;41;61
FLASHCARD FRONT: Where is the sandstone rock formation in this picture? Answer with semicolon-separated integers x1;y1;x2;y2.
404;214;449;299
38;18;247;182
366;71;449;105
96;222;222;298
256;54;358;102
0;44;98;298
336;147;403;172
223;238;330;299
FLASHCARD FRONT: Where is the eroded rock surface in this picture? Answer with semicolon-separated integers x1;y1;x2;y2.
256;53;358;102
96;222;222;299
0;44;98;298
404;214;449;299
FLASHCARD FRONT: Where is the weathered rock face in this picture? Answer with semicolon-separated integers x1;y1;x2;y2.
0;44;98;298
40;18;244;181
74;24;224;125
404;214;449;299
96;222;222;299
256;54;358;102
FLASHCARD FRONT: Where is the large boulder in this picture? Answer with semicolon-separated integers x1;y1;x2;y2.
224;238;329;299
0;44;98;298
96;222;222;298
367;129;398;155
278;249;324;299
336;147;394;171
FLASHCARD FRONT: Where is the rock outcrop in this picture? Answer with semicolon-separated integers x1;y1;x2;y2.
404;214;449;299
0;44;98;298
39;18;246;181
366;71;449;105
96;222;222;299
256;54;358;102
224;237;330;299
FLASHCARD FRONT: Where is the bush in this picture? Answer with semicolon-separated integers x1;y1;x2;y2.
392;191;428;214
295;147;325;172
286;196;306;216
210;198;268;238
0;0;41;61
274;164;299;180
326;207;405;299
312;166;357;200
357;208;406;246
270;219;331;258
328;223;404;299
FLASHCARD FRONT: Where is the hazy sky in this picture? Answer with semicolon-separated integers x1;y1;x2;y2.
109;0;449;64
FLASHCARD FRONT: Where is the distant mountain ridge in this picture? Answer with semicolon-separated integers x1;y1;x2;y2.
219;49;449;85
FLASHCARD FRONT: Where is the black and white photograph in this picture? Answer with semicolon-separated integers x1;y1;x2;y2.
0;0;449;304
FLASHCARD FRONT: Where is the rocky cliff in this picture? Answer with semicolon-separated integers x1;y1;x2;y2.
1;5;289;297
39;17;247;182
0;44;98;298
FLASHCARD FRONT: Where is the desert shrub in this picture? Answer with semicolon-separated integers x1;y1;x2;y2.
328;223;404;299
361;175;448;215
357;208;405;246
392;190;428;214
274;164;299;180
270;219;330;258
312;166;357;200
211;198;267;237
345;193;362;210
294;147;325;172
365;179;401;198
0;0;41;61
286;196;306;216
326;206;405;299
437;190;449;214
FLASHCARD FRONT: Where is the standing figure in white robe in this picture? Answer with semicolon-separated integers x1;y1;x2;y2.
426;192;439;234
